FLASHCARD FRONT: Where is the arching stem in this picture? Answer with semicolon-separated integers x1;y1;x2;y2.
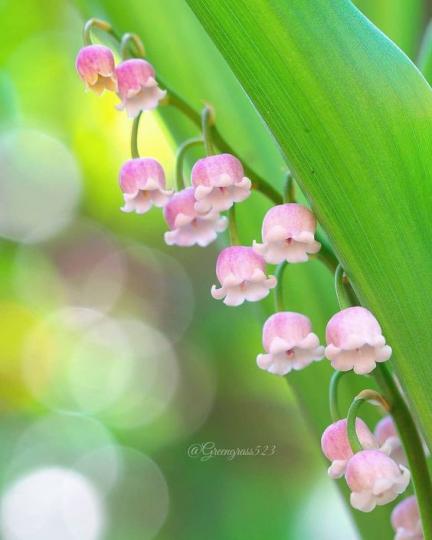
228;205;240;245
175;137;203;190
274;261;288;312
201;104;215;156
347;390;390;453
283;173;296;203
120;33;145;60
329;370;346;422
130;112;142;159
82;18;113;46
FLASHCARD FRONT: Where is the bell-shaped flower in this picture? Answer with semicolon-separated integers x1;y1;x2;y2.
115;59;166;118
119;158;172;214
253;203;321;264
164;187;227;247
211;246;276;306
191;154;251;214
345;450;410;512
375;415;407;467
325;306;392;374
391;496;423;540
257;312;324;375
321;418;378;479
75;45;116;95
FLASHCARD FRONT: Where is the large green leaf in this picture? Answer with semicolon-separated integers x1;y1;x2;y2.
184;0;432;470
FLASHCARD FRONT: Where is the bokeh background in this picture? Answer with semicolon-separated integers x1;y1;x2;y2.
0;1;428;539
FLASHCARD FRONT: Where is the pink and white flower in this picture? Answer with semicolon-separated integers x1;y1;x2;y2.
391;496;423;540
375;415;407;467
257;312;324;375
321;418;378;479
191;154;251;214
325;306;392;374
75;45;116;95
345;450;410;512
211;246;276;306
253;203;321;264
119;158;172;214
115;59;166;118
164;187;227;247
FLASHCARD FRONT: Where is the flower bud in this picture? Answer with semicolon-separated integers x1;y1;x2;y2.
391;496;423;540
119;158;172;214
325;307;392;374
375;415;407;467
321;418;378;478
345;450;410;512
164;187;227;247
253;203;320;264
191;154;251;214
257;312;324;375
116;59;166;118
211;246;276;306
75;45;116;95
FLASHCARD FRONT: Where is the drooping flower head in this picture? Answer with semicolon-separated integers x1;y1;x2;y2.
191;154;251;214
253;203;321;264
257;312;324;376
119;158;172;214
375;415;407;466
164;187;227;247
75;45;116;95
211;246;276;306
115;59;166;118
345;450;410;512
391;496;423;540
325;306;392;374
321;418;378;479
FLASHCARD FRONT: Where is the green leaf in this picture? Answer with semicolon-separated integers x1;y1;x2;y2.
185;0;432;440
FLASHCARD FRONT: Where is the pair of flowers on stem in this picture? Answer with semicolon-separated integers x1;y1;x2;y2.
75;20;426;539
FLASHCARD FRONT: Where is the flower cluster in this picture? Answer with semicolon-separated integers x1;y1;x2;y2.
76;23;424;538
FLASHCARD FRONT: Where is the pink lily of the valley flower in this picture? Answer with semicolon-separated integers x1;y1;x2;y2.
345;450;410;512
391;496;423;540
321;418;378;479
211;246;276;306
119;158;172;214
325;306;392;374
75;45;116;95
115;59;166;118
257;312;324;375
375;415;407;467
191;154;251;214
164;187;227;247
253;203;321;264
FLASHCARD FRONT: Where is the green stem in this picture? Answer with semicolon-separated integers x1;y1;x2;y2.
347;389;389;453
175;137;203;190
375;363;432;540
228;205;240;245
130;112;142;159
329;370;345;422
120;33;145;60
315;232;338;273
82;18;113;45
335;263;358;309
274;261;288;312
283;173;295;203
201;105;215;155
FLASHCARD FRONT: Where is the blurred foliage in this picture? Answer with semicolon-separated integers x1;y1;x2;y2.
0;0;428;539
